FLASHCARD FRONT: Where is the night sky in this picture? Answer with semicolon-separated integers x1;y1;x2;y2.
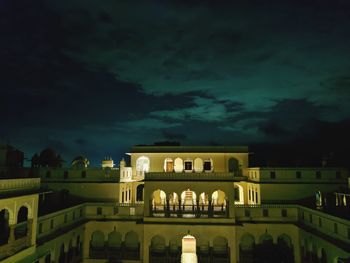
1;0;350;166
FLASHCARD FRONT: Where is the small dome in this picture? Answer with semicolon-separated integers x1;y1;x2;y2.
72;156;90;168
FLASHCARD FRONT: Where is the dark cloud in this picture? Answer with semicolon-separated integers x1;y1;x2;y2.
1;0;350;166
161;130;187;141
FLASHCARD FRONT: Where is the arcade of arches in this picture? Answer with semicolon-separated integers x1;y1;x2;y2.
136;156;241;174
151;189;228;218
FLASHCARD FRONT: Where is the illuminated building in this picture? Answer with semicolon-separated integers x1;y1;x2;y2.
0;145;349;263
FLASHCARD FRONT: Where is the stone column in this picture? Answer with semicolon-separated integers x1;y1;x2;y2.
26;219;33;246
8;224;15;244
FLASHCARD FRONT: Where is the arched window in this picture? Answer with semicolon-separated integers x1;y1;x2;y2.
136;184;144;202
194;158;203;173
15;206;28;239
91;231;105;248
136;156;150;175
203;159;213;172
212;190;226;206
58;244;65;263
228;157;239;173
164;158;174;172
234;184;244;205
174;158;183;173
125;231;139;250
184;159;193;172
181;189;197;206
213;236;228;254
108;229;122;249
151;235;166;252
0;209;10;245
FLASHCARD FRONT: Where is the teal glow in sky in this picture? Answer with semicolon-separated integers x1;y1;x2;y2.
1;0;350;165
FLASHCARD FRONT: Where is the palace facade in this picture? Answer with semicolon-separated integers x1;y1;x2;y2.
0;145;349;263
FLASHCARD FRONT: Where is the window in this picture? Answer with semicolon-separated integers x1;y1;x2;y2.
97;207;102;215
281;209;287;217
50;219;54;229
204;161;211;171
114;206;119;214
122;192;124;203
270;171;276;179
255;192;258;203
334;223;338;234
263;209;269;217
309;214;313;223
248;189;251;201
64;171;68;179
184;161;193;171
301;211;305;220
336;171;341;179
245;209;251;217
46;171;51;178
80;209;83;218
81;171;86;178
318;217;322;227
316;171;321;179
296;171;301;179
64;214;67;223
39;223;43;234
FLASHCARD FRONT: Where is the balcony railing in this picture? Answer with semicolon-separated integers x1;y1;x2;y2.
145;172;244;181
150;200;229;218
0;178;41;193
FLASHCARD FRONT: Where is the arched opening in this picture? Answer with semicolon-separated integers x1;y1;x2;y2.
259;233;273;244
67;240;74;262
169;237;181;260
164;158;174;172
228;157;239;173
254;233;275;262
174;158;183;173
0;209;10;245
58;244;65;263
316;191;323;208
198;238;210;258
213;236;229;261
152;189;166;209
319;248;327;263
212;190;227;216
136;184;144;202
240;234;255;263
203;158;213;172
150;235;166;261
277;234;294;263
76;235;81;256
136;156;150;176
194;158;203;173
234;184;244;205
124;231;140;260
45;253;51;263
181;189;197;217
15;206;28;239
90;231;105;259
108;229;122;249
169;192;179;214
107;229;122;259
184;159;193;172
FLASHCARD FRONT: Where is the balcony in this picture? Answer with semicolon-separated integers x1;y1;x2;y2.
145;172;245;181
150;200;229;218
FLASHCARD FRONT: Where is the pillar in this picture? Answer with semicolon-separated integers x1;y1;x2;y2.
8;224;15;243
